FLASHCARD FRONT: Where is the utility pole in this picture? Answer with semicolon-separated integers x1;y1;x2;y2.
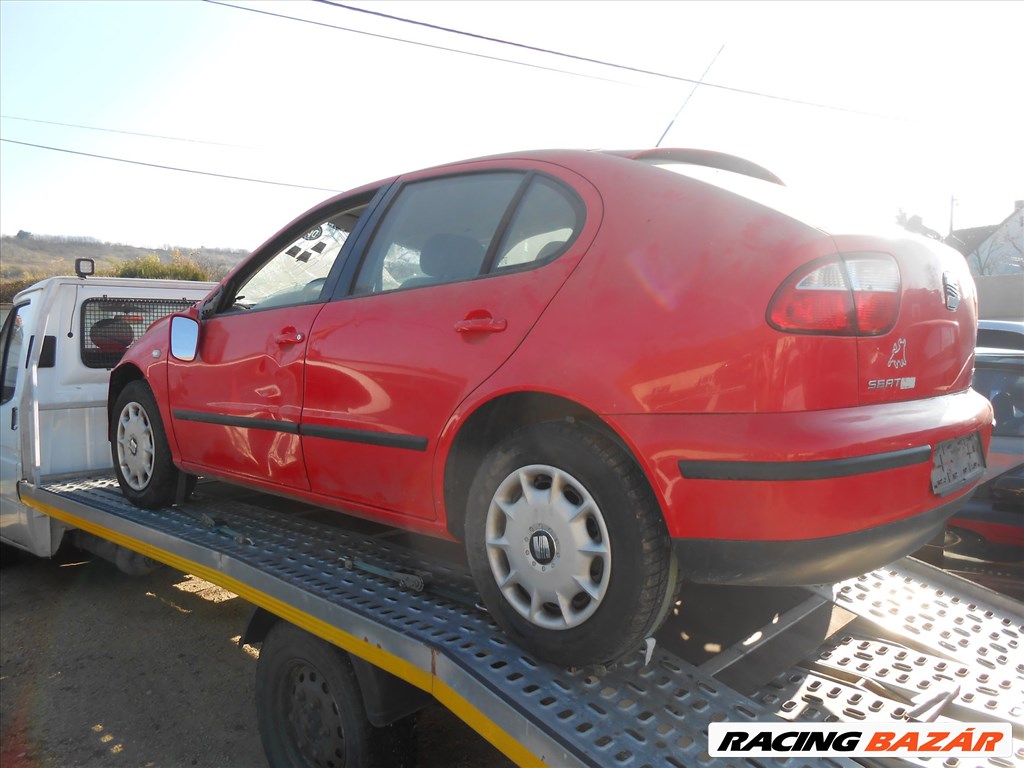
948;195;957;238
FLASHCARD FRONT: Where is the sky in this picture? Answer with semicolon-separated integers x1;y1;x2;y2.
1;0;1022;251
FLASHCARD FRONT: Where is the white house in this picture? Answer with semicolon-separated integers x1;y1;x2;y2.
968;202;1024;276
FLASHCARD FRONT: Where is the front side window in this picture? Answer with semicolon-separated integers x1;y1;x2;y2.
1;302;32;404
354;173;524;295
229;204;366;313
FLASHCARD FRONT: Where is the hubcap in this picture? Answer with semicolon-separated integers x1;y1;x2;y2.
484;464;611;630
116;401;155;491
284;662;346;767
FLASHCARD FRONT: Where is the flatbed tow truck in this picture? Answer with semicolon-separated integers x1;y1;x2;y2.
3;274;1023;766
17;474;1024;768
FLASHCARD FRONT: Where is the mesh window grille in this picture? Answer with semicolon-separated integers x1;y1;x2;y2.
81;297;196;369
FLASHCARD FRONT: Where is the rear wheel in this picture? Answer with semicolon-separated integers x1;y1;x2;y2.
256;622;416;768
111;380;189;508
465;420;675;667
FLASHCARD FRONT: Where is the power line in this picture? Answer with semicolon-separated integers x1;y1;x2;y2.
0;115;253;148
319;0;892;119
202;0;628;85
0;139;341;193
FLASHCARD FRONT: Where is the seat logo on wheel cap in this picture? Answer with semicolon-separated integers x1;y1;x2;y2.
529;530;556;565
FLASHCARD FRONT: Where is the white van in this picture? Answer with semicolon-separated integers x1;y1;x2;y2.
1;268;213;558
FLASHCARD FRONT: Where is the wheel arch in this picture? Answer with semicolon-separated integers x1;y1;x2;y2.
107;364;144;441
442;391;643;541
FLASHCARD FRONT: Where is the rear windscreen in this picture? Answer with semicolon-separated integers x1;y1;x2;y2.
81;297;195;369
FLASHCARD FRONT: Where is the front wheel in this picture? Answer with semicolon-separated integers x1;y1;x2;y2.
111;380;188;508
465;421;676;667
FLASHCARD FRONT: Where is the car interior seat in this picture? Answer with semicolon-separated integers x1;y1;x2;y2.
401;234;485;289
86;317;135;367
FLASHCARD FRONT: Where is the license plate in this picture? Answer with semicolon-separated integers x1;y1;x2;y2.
931;432;985;496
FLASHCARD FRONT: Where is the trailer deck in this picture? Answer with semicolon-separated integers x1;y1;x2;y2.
19;476;1024;768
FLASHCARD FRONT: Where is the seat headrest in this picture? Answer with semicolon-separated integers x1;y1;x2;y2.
90;318;134;352
419;234;485;280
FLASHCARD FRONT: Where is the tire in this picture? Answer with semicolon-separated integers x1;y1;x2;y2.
110;380;188;508
465;420;676;667
255;622;416;768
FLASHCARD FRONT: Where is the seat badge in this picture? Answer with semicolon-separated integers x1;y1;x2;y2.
887;338;908;369
942;272;961;311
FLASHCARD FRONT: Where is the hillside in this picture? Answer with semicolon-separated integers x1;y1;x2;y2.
0;232;247;301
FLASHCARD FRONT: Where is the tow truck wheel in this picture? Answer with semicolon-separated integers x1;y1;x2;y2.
256;622;416;768
465;420;675;667
111;380;188;509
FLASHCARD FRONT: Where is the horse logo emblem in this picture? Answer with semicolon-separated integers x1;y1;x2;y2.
887;338;908;369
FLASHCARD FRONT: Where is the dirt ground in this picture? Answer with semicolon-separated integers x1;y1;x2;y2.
0;546;513;768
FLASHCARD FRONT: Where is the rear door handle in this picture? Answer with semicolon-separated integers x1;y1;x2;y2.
454;317;507;334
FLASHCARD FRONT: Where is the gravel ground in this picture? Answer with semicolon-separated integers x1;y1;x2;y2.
0;545;513;768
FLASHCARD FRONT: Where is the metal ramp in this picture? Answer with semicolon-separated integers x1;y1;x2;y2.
20;476;1024;767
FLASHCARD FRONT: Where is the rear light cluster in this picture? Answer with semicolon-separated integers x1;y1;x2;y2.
768;253;900;336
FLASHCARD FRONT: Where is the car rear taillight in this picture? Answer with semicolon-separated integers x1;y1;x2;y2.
768;253;900;336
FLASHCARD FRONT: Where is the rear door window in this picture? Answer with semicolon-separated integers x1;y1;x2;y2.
352;171;585;295
353;173;525;294
492;175;583;270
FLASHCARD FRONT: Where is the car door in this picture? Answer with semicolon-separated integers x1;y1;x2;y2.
0;302;31;518
301;164;600;521
167;195;377;489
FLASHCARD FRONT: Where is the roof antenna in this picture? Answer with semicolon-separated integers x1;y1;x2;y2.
655;44;725;148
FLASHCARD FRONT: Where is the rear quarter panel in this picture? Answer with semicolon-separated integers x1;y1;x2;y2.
479;155;854;416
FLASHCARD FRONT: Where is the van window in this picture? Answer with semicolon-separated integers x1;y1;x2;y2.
81;298;196;369
1;302;32;404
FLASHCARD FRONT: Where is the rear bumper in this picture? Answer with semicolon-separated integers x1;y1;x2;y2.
606;389;993;542
673;493;969;586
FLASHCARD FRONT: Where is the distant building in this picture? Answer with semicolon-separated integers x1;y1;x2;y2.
946;202;1024;276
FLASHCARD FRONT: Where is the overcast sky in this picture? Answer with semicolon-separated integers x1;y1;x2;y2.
1;0;1021;250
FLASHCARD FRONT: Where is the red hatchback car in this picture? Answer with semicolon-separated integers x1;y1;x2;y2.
109;148;992;666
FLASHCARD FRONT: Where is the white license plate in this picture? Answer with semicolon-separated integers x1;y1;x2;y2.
930;432;985;496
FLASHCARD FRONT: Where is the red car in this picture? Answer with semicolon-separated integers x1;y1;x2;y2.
108;148;992;666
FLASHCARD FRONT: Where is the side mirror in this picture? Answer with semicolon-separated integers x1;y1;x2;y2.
170;316;200;362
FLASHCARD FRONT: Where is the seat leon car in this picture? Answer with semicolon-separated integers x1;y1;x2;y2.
108;148;992;666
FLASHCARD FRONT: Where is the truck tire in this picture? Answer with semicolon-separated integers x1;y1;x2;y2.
111;380;188;508
256;622;416;768
464;420;676;667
